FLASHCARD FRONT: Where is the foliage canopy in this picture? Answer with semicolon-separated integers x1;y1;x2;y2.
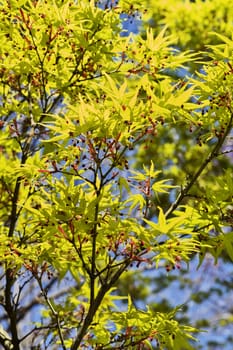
0;0;232;349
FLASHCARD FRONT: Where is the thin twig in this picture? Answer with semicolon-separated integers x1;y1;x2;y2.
165;113;233;219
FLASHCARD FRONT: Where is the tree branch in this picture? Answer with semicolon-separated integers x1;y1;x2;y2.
71;259;130;350
165;112;233;218
4;153;28;350
34;276;67;350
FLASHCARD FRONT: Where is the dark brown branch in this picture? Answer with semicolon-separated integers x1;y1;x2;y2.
165;112;233;219
19;324;57;343
71;259;130;350
4;271;20;350
5;166;27;350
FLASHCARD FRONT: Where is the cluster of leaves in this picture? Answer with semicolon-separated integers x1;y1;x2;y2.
144;0;233;53
0;0;232;349
132;1;233;348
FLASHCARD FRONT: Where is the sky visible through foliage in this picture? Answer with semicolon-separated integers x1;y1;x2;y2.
119;4;233;349
0;0;233;349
